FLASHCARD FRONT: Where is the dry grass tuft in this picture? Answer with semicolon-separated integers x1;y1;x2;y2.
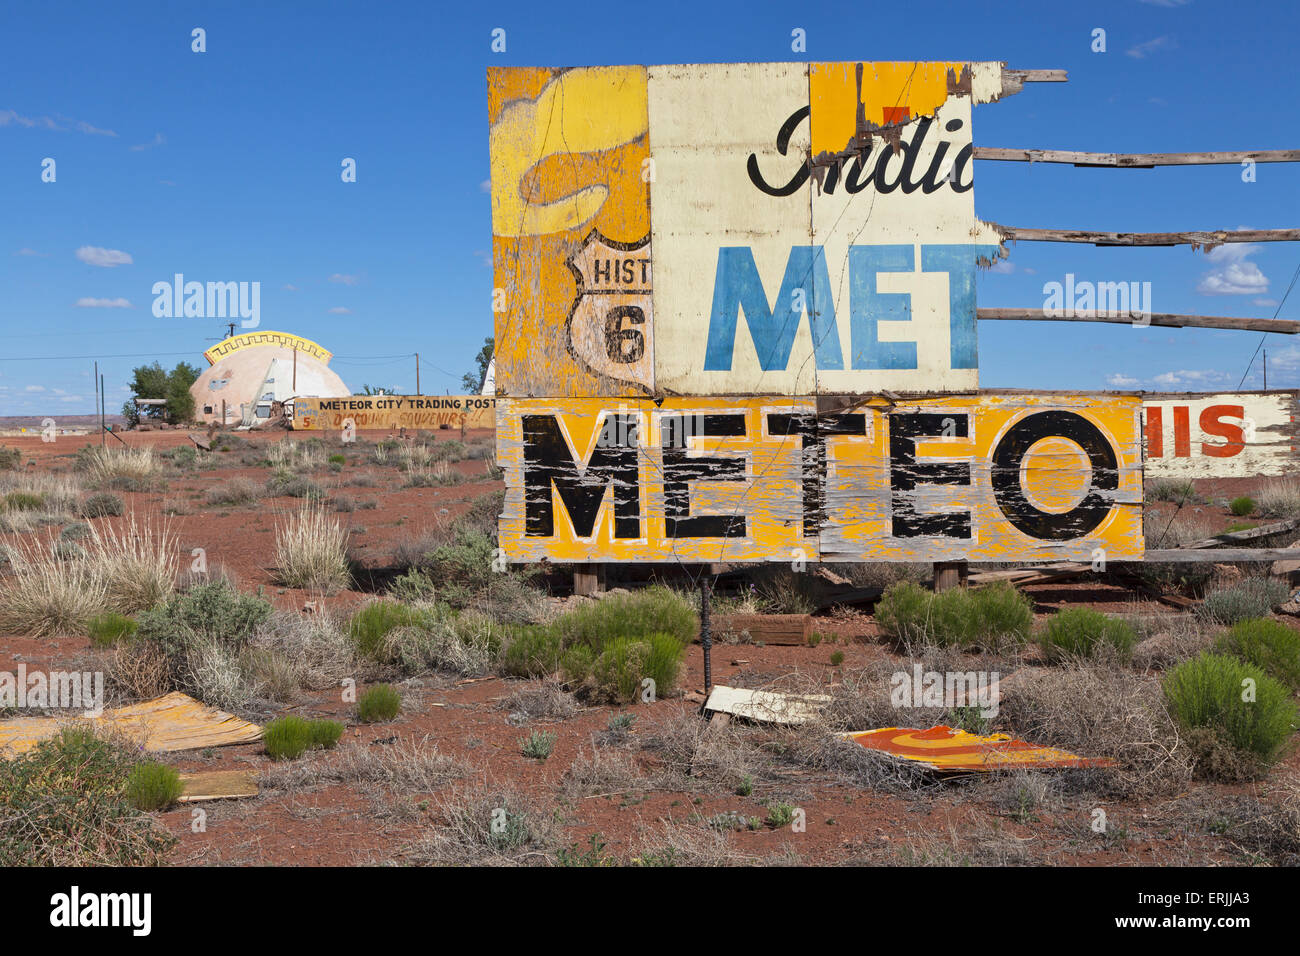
399;784;559;866
79;446;160;487
273;502;350;593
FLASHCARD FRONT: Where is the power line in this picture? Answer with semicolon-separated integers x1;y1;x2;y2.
1236;258;1300;389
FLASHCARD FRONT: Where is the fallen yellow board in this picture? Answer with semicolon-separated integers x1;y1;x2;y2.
178;770;259;802
0;692;263;758
840;726;1117;772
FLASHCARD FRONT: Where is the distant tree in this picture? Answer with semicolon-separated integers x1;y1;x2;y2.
126;361;200;424
462;336;494;393
360;384;400;396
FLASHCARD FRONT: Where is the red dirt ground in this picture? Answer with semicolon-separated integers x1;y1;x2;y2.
2;429;1297;866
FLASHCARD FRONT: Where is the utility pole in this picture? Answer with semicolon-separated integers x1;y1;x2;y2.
94;361;102;445
415;353;420;395
1264;349;1268;389
100;373;106;444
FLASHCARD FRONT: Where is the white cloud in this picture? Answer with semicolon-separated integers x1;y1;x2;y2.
329;273;359;286
75;246;133;268
1126;36;1177;59
987;259;1015;275
328;307;352;314
0;109;117;136
1151;369;1229;387
75;297;132;308
1106;374;1141;388
25;385;45;392
130;132;165;151
14;248;46;257
1254;297;1279;308
1139;0;1191;6
480;178;491;193
1196;236;1269;295
283;283;299;291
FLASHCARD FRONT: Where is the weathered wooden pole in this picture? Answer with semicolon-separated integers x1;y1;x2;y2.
933;561;968;592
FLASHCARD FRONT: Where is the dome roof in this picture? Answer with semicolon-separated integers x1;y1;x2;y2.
190;331;351;425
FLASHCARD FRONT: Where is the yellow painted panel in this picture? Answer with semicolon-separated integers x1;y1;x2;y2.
488;66;652;398
809;61;968;158
496;394;1143;563
293;395;495;431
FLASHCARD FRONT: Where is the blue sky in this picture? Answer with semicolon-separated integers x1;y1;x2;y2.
2;0;1297;416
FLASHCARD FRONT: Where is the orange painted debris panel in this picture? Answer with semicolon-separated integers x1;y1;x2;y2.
841;725;1117;772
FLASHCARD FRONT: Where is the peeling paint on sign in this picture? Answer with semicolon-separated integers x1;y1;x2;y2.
488;62;1007;399
495;393;1142;563
1141;391;1298;479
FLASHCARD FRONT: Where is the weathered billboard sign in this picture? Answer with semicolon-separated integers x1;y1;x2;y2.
496;394;1143;563
488;62;1007;398
293;396;495;431
1141;390;1297;479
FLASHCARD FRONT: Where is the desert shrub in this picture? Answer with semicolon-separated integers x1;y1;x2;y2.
751;567;818;614
328;453;346;466
551;587;698;650
506;593;692;702
81;492;124;518
1258;478;1300;519
765;802;796;828
502;625;566;678
264;471;324;500
263;715;314;761
206;477;259;506
875;581;1033;649
51;540;84;561
268;440;325;472
1164;652;1297;772
0;445;20;470
126;762;184;811
1214;619;1300;693
274;502;350;593
349;601;432;658
331;494;356;512
248;611;356;691
307;719;344;749
1198;577;1291;626
166;445;198;470
88;611;137;647
4;490;44;511
136;578;272;656
108;639;172;701
1147;477;1198;503
1229;496;1256;517
60;521;91;541
519;730;556;760
358;684;402;722
0;727;175;865
1038;608;1137;661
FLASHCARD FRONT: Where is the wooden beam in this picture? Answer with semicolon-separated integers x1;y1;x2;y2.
992;224;1300;248
1143;548;1300;563
977;308;1300;335
1180;517;1300;550
999;68;1068;97
973;147;1300;167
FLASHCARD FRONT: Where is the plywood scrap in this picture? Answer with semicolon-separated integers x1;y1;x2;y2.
177;770;259;803
712;614;812;646
840;725;1116;772
0;692;262;758
703;685;832;725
